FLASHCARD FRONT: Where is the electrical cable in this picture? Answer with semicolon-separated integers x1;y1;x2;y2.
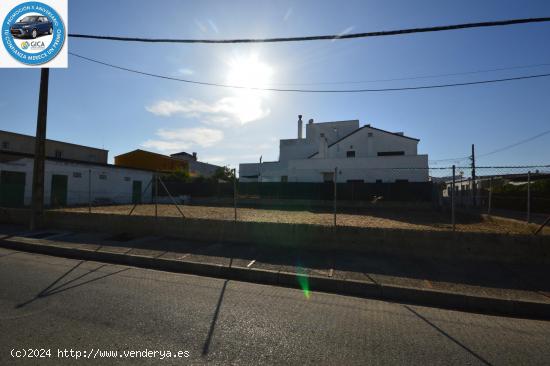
68;17;550;44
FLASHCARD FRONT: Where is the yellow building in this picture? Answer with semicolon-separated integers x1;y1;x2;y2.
114;149;188;173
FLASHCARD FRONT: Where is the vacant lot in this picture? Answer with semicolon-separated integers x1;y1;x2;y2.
58;204;547;235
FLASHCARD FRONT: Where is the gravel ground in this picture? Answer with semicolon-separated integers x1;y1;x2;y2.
57;204;547;235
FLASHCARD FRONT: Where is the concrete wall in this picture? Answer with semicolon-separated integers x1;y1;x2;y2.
2;208;548;264
0;130;108;164
0;157;152;206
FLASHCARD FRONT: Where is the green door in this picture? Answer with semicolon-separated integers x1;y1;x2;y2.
0;171;26;207
50;174;68;207
132;180;142;204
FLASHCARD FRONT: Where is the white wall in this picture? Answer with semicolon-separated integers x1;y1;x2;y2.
0;157;153;206
241;155;429;183
240;119;427;183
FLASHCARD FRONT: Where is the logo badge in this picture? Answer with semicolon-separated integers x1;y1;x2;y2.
2;1;66;65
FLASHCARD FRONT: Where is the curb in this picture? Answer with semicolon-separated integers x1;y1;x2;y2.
2;238;549;320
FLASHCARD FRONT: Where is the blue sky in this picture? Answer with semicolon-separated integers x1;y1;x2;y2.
1;0;550;170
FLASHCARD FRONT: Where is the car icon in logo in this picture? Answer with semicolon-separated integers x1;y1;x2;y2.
10;15;53;39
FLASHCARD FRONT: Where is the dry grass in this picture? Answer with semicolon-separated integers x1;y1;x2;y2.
57;204;548;235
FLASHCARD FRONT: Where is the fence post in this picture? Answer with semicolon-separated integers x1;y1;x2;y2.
527;171;531;223
487;177;493;215
452;165;456;232
154;173;158;219
233;169;237;222
333;167;337;227
88;168;92;214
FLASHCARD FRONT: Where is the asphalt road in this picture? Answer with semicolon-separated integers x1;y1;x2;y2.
1;248;549;365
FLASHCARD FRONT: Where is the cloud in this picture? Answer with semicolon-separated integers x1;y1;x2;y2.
195;19;208;33
146;96;270;126
332;26;354;42
208;19;219;34
283;7;293;21
141;127;224;154
177;68;194;75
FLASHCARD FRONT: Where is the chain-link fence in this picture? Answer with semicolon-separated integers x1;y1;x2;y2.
2;164;549;235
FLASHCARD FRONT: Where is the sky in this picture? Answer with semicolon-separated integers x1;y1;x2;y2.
1;0;550;171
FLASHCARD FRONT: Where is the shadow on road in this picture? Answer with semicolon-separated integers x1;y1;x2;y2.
202;279;229;356
15;260;129;308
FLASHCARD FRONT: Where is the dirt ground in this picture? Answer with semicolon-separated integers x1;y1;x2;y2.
57;204;548;235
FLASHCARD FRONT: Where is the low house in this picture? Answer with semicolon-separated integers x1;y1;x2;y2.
170;151;221;178
1;150;152;208
239;115;429;183
0;129;108;164
114;149;188;173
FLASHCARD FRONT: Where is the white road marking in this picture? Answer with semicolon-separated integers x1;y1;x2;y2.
247;260;256;268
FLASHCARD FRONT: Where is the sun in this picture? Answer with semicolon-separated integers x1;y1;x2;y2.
222;53;274;124
226;53;273;89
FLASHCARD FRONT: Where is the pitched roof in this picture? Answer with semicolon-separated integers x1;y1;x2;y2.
308;125;419;158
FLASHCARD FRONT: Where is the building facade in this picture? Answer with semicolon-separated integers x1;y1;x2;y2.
0;151;153;207
239;116;429;183
0;129;108;164
114;149;188;173
170;151;221;177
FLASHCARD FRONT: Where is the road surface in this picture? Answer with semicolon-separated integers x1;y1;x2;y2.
1;247;549;365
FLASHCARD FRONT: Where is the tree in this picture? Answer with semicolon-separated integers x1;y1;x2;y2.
211;166;235;182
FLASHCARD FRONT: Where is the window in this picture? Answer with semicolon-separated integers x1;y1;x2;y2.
375;179;382;183
99;174;107;180
1;141;9;149
281;175;288;183
377;151;405;156
367;132;373;137
395;179;409;183
54;150;62;158
73;172;82;178
346;150;355;158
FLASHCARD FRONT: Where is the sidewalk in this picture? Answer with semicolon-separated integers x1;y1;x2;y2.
1;223;549;319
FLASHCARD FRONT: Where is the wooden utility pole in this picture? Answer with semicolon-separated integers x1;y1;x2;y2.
30;68;50;231
471;144;476;207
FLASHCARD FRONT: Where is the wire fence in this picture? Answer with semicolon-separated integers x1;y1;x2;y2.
1;165;549;235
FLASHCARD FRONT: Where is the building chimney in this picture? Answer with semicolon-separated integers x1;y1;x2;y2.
192;152;197;160
309;118;314;124
298;115;303;139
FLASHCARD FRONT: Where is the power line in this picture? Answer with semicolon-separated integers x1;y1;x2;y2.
430;128;550;162
478;128;550;157
69;52;550;93
273;62;550;86
68;17;550;44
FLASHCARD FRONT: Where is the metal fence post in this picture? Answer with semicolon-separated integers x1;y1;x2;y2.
233;169;237;222
88;169;92;214
487;177;493;215
527;171;531;223
333;167;337;227
452;165;456;231
154;173;158;219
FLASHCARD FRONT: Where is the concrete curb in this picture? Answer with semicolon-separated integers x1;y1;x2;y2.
2;238;549;320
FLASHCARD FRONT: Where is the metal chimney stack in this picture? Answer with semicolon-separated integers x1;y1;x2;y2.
298;115;303;139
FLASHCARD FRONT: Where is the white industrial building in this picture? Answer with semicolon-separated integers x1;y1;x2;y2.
239;116;429;183
1;131;153;207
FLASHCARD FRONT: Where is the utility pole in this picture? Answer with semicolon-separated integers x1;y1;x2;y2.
30;68;50;231
471;144;476;207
